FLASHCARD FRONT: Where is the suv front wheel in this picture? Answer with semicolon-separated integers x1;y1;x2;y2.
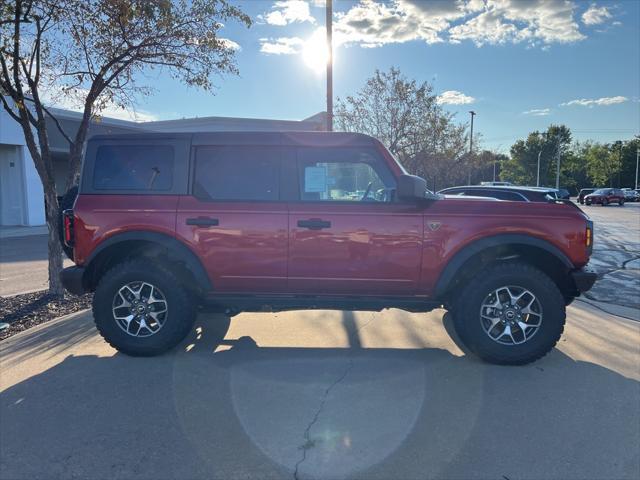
93;259;196;356
450;262;566;365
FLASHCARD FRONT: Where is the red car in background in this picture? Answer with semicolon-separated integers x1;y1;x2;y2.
584;188;625;206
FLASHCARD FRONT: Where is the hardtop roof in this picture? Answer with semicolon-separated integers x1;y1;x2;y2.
88;130;377;147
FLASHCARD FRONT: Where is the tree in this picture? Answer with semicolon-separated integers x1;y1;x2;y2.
0;0;250;295
617;136;640;188
501;125;571;187
334;67;470;190
585;142;622;187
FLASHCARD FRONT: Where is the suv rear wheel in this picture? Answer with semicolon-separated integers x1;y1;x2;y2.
92;259;196;356
449;262;566;365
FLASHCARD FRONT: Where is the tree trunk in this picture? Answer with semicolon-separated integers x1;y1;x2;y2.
44;187;64;297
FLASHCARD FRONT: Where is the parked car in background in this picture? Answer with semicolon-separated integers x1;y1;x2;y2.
621;188;640;202
584;188;625;206
578;188;596;204
480;181;513;186
60;131;596;365
439;185;559;202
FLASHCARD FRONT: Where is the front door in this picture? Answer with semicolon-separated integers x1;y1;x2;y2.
176;145;288;293
287;146;423;295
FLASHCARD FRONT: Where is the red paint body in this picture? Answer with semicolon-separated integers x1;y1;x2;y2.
73;193;591;299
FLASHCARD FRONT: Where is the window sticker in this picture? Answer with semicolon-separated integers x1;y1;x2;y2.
304;166;327;193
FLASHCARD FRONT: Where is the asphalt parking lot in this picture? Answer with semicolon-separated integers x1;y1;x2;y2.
1;201;639;480
578;201;640;309
0;233;73;297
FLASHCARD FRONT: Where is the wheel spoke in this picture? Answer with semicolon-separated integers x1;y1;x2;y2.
495;324;516;343
482;314;502;335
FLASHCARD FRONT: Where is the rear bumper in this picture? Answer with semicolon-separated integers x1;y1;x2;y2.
60;266;88;296
571;268;598;293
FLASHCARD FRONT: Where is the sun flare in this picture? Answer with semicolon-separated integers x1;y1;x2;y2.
302;28;331;73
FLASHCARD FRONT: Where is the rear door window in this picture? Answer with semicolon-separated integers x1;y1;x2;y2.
93;145;174;191
193;146;281;201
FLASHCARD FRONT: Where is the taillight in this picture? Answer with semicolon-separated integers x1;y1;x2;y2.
585;220;593;254
63;209;74;247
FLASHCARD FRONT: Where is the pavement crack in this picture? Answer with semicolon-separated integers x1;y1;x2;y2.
292;313;376;480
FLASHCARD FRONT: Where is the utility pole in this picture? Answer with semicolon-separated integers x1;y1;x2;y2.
326;0;333;132
468;110;476;184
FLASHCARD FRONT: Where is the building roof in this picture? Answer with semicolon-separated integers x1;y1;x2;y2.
141;113;326;133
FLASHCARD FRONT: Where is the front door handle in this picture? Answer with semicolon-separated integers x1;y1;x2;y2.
186;217;219;227
297;219;331;230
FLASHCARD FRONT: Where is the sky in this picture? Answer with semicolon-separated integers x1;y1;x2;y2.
104;0;640;152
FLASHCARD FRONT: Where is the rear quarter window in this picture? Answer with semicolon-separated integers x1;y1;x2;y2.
93;145;174;191
193;146;281;201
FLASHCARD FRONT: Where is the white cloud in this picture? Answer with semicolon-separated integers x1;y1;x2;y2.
259;37;305;55
560;96;628;107
523;108;551;116
450;0;585;46
336;0;585;50
260;0;590;55
436;90;475;105
219;38;241;51
582;4;612;25
333;0;467;47
260;1;315;26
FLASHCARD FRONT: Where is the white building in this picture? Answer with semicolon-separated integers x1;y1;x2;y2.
0;105;325;226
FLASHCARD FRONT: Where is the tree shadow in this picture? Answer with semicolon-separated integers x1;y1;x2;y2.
1;312;638;480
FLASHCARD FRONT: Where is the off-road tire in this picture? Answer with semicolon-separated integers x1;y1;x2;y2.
450;262;566;365
92;259;196;356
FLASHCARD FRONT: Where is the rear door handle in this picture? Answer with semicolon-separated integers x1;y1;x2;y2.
186;217;219;227
297;219;331;230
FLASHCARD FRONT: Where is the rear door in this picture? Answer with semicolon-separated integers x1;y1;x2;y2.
287;146;423;295
176;144;288;293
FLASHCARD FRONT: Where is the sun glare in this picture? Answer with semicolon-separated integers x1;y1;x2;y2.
303;28;331;74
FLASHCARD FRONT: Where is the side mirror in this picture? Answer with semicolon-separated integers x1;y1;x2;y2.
397;174;431;200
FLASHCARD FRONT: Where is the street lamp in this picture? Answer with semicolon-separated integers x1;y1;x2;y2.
636;147;640;190
536;131;547;187
468;110;476;184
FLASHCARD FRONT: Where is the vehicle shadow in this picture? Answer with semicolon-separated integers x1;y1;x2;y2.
1;313;639;480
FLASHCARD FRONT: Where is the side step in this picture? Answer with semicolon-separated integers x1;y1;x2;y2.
200;294;441;314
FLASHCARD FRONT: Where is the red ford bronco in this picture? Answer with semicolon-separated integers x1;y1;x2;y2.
60;132;596;364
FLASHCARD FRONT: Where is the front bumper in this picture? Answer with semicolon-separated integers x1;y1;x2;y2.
571;268;598;293
60;266;87;296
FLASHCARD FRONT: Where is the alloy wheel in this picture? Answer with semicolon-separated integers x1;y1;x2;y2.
479;286;543;345
112;281;168;337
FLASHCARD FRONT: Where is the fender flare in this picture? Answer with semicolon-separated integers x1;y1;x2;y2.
86;231;212;291
434;234;573;298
